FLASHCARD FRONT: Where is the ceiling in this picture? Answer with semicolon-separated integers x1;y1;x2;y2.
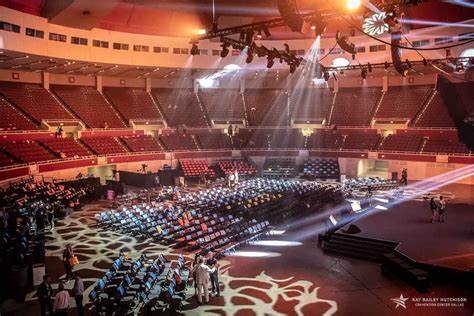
1;0;473;39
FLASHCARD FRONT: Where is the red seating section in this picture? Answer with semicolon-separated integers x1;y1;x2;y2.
103;88;162;123
81;136;127;155
343;132;381;150
180;160;216;177
121;135;162;152
375;85;432;120
199;89;244;122
217;160;256;175
0;151;16;167
40;138;92;158
246;89;289;126
414;93;455;127
423;137;471;154
194;131;232;149
379;134;423;152
152;89;208;127
307;130;343;149
0;82;73;123
52;85;125;128
0;140;55;163
332;88;380;126
0;97;37;131
290;88;333;123
159;131;197;150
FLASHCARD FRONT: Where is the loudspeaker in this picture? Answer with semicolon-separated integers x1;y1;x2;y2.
390;32;407;76
277;0;304;32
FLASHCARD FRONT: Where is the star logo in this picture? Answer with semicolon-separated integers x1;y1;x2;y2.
391;294;409;309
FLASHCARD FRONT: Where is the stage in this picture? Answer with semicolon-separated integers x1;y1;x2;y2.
343;183;474;272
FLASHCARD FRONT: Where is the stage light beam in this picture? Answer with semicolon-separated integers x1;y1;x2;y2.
346;0;361;10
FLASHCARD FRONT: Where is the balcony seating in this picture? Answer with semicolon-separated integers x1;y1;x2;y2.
198;89;244;123
290;88;333;124
375;85;432;120
262;158;297;178
303;158;340;179
0;140;55;163
379;134;423;152
217;160;257;176
52;85;125;128
152;89;208;127
0;82;73;123
423;137;471;154
40;137;92;158
81;136;128;155
159;131;197;150
0;151;16;167
120;135;162;152
103;88;162;124
0;97;37;131
414;93;455;127
194;130;233;149
307;130;343;150
268;129;306;148
245;89;289;126
343;132;381;151
180;160;216;178
332;88;380;126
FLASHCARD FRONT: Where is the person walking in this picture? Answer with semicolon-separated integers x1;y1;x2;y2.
72;273;84;316
62;244;74;280
53;282;70;316
206;252;220;297
438;195;447;222
192;257;215;304
37;274;53;316
429;197;438;223
192;254;201;296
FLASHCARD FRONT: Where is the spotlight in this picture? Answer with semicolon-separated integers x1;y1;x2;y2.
367;62;372;72
323;71;330;81
267;57;275;68
256;30;262;40
384;61;390;70
346;0;361;10
246;51;254;64
310;12;327;37
423;58;428;66
406;59;412;68
220;42;230;58
196;29;206;35
361;67;368;79
289;64;297;73
190;43;199;55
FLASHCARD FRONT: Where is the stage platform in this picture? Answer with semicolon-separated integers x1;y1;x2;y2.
343;183;474;272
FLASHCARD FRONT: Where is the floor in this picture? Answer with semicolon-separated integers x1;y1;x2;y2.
0;183;473;316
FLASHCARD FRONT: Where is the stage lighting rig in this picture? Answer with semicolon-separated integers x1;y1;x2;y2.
336;32;357;56
277;0;304;32
267;57;275;68
310;11;327;37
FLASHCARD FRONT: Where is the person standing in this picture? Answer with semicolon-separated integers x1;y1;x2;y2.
53;282;70;316
206;252;220;297
62;244;74;280
429;197;438;223
72;273;84;316
438;195;447;222
37;274;53;316
192;257;215;304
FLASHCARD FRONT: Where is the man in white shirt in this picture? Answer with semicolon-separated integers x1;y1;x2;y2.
53;282;70;316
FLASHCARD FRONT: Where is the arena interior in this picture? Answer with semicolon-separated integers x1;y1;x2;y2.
0;0;473;315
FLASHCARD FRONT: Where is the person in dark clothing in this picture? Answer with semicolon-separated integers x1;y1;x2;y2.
37;274;53;316
72;273;84;316
206;252;220;297
429;197;438;223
